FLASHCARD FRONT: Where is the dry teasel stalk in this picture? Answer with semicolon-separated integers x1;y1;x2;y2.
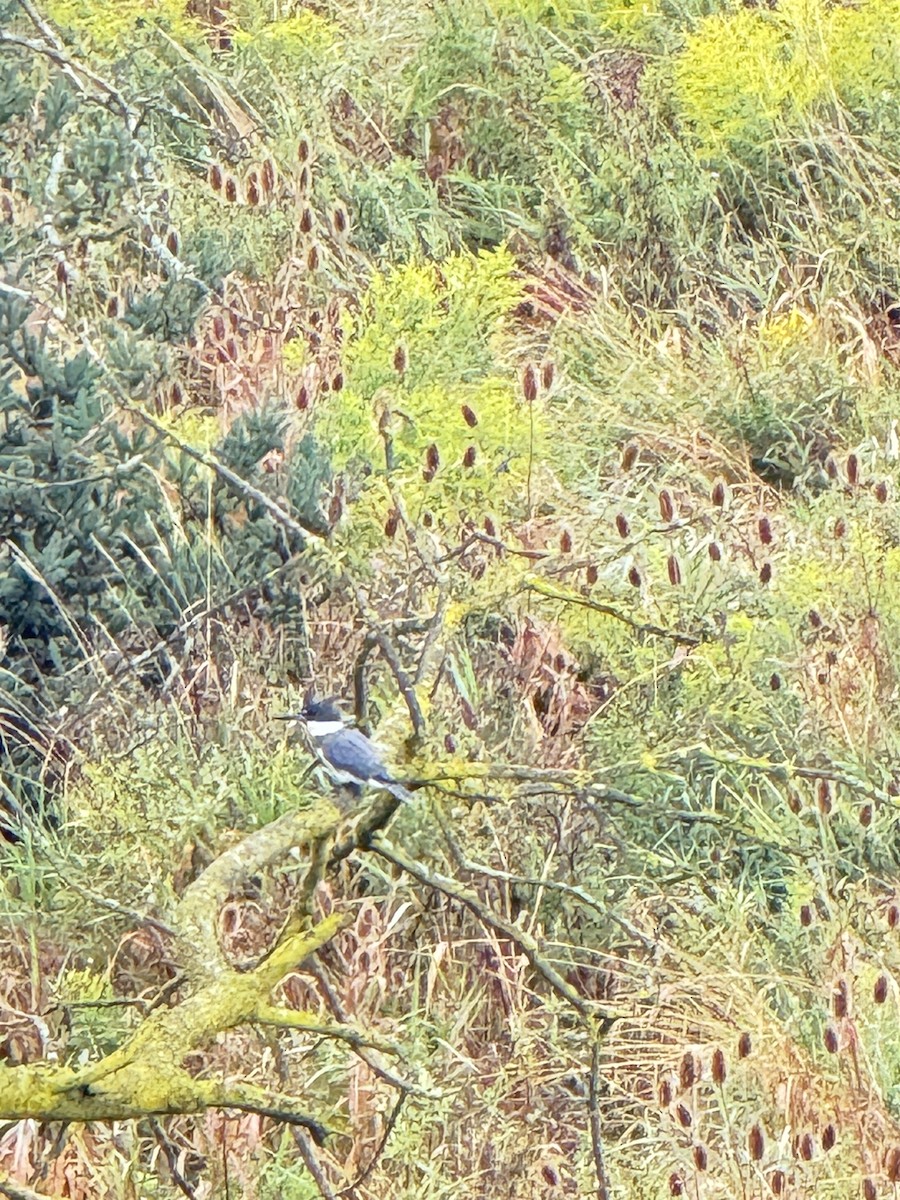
616;513;630;538
711;1049;726;1085
298;165;311;193
659;489;674;522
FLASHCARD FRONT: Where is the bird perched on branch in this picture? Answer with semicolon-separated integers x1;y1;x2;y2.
276;698;411;804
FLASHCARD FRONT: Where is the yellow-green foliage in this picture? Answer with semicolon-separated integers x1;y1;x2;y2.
487;0;661;39
674;0;900;153
318;247;541;542
45;0;202;51
233;11;341;71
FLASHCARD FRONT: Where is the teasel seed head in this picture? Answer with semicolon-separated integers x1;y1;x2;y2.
863;1178;876;1200
224;176;238;203
711;1048;727;1085
667;555;682;586
823;1025;839;1054
888;903;899;929
769;673;781;691
384;508;399;539
298;137;310;163
484;516;496;538
679;1052;697;1090
817;778;832;814
616;513;630;538
887;1147;900;1182
708;541;722;562
668;1171;685;1196
307;244;320;271
875;479;889;503
758;516;773;544
860;804;873;827
621;443;638;471
738;1031;752;1058
875;974;889;1004
461;404;478;427
770;1169;785;1195
759;562;772;584
659;489;674;522
822;1124;836;1152
834;517;847;538
676;1103;692;1128
693;1144;707;1172
711;479;726;507
333;205;348;235
166;228;179;254
809;609;822;628
522;363;538;403
847;452;859;486
213;314;226;341
799;1133;814;1161
394;344;407;374
833;979;848;1018
300;206;314;234
749;1124;765;1161
586;564;598;585
261;158;275;196
560;529;573;553
209;163;223;191
541;361;555;390
628;565;641;588
463;445;476;468
659;1078;674;1106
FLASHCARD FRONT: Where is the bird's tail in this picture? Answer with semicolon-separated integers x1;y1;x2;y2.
383;780;413;804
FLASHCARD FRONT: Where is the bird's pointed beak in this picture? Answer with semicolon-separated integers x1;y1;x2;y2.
274;713;304;722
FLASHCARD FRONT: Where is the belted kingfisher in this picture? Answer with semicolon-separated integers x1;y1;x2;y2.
276;698;411;803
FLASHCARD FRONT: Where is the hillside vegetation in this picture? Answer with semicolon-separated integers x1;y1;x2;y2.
2;0;900;1196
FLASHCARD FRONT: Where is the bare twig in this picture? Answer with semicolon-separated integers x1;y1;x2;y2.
149;1118;199;1200
588;1040;611;1200
291;1127;339;1200
367;832;618;1027
525;578;704;646
337;1090;407;1197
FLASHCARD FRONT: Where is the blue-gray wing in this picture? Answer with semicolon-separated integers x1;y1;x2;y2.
320;729;393;781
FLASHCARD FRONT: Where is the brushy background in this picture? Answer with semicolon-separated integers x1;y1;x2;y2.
3;0;900;1195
